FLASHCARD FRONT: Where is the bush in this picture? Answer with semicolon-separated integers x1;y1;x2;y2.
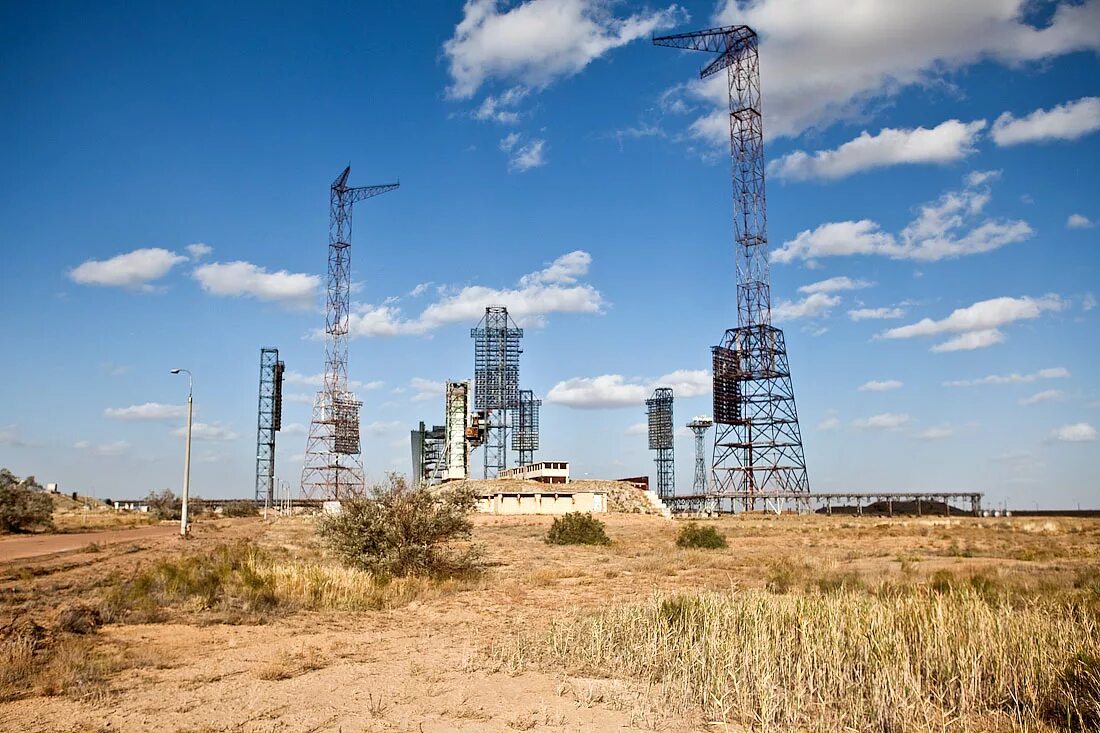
144;489;182;521
0;470;54;533
222;500;258;518
546;512;610;546
676;522;727;549
317;473;481;578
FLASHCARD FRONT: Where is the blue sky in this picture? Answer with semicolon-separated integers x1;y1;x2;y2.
1;0;1097;508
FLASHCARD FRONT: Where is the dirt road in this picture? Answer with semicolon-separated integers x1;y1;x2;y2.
0;524;182;562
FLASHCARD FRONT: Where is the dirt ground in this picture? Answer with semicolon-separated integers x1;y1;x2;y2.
2;512;1098;732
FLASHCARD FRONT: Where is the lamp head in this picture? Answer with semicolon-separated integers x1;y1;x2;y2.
170;368;182;374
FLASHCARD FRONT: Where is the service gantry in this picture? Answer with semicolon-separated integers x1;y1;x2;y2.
471;306;523;478
646;387;675;499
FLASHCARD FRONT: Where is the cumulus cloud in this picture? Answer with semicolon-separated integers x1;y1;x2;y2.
671;0;1100;143
444;0;685;99
409;378;444;402
770;119;986;181
917;426;954;440
347;250;603;338
798;276;873;294
992;96;1100;145
944;367;1070;387
1020;390;1064;406
881;295;1065;352
774;172;1032;263
1067;213;1096;229
546;369;710;409
849;306;906;321
818;416;840;431
508;138;547;172
104;403;187;421
185;243;213;259
1053;422;1097;442
773;292;840;321
75;439;130;456
173;422;238;441
858;380;903;392
193;261;320;310
282;371;376;392
473;85;529;123
0;425;26;447
852;413;910;430
69;248;187;290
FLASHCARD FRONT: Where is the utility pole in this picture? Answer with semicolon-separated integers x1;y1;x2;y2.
170;368;193;537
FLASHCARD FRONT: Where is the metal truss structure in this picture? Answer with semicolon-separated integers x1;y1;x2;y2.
410;421;445;487
302;166;398;500
255;348;284;504
686;416;713;494
471;306;523;478
655;25;809;511
665;492;983;517
513;389;541;467
646;388;675;499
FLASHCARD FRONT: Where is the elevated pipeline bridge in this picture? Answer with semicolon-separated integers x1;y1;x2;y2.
665;491;984;516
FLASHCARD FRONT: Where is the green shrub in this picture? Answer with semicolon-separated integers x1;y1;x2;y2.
317;473;481;578
0;470;54;533
222;500;258;518
676;522;727;549
144;489;182;521
546;512;610;546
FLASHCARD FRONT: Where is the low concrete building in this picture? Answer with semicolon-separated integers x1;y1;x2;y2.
477;485;606;515
498;460;570;484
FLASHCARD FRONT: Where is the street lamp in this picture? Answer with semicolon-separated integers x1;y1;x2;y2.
170;368;193;538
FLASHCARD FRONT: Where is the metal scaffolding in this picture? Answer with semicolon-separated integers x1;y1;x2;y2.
301;166;398;500
655;25;809;511
255;348;284;504
471;306;523;478
513;389;541;467
687;416;713;494
646;387;675;499
410;421;445;487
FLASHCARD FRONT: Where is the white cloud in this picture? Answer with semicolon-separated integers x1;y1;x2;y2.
818;416;840;431
185;243;213;259
347;250;604;338
944;367;1070;387
849;306;905;321
798;276;873;294
474;85;529;123
1020;390;1064;406
773;292;840;321
1053;422;1097;442
1085;294;1098;312
546;369;710;409
363;420;405;435
499;132;521;152
774;173;1032;263
173;422;238;441
282;371;375;392
992;96;1100;146
279;423;308;436
882;295;1065;352
770;119;986;181
858;380;903;392
508;138;547;172
104;403;187;421
193;261;320;310
1067;213;1096;229
917;426;954;440
444;0;685;99
852;413;910;430
624;422;648;435
69;248;187;290
75;439;130;456
0;425;25;447
409;378;444;402
285;392;315;405
673;0;1100;143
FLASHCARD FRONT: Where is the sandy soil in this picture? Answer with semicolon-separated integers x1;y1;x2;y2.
0;523;183;562
2;512;1098;732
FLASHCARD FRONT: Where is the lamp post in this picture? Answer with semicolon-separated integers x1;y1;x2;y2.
170;368;193;537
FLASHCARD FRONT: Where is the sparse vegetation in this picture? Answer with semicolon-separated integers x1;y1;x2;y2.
144;489;182;521
317;474;481;578
675;522;727;549
0;468;54;533
222;500;259;518
546;512;611;546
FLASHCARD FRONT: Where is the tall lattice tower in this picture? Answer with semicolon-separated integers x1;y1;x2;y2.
255;348;284;504
686;416;712;494
646;388;675;499
513;389;541;467
655;26;809;509
301;166;398;500
471;306;522;478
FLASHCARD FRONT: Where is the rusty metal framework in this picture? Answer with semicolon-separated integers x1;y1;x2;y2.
646;388;675;499
513;389;541;467
411;421;446;487
655;25;809;510
301;166;398;500
471;306;523;478
255;348;284;504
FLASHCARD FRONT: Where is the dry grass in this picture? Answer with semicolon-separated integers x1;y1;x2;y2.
493;581;1100;731
52;511;157;533
254;646;329;681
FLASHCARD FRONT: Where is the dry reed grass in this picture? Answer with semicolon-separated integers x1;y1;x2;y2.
492;585;1100;731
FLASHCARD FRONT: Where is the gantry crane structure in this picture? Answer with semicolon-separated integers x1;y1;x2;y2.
301;166;398;500
513;389;541;467
646;387;675;499
471;306;523;478
686;416;713;494
654;26;809;510
255;347;284;504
